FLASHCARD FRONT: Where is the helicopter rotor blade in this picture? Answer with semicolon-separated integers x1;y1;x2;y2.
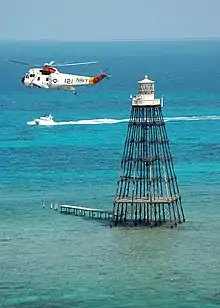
8;59;45;67
44;61;55;66
8;59;32;65
53;61;98;67
8;59;98;68
9;59;55;67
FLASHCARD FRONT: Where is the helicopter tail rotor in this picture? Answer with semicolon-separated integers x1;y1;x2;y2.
99;68;112;79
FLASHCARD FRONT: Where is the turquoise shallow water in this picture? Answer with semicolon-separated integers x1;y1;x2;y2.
0;40;220;307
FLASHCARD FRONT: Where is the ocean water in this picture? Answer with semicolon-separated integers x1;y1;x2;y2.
0;40;220;307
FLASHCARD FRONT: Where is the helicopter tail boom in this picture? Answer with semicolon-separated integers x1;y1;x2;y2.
89;73;108;84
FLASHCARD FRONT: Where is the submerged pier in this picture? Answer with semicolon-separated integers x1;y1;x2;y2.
60;204;112;220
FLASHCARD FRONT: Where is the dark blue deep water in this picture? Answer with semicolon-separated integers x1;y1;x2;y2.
0;40;220;307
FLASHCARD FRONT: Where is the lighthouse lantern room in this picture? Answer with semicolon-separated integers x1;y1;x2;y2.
132;75;161;107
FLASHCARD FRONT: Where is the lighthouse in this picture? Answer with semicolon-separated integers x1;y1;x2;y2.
111;75;186;228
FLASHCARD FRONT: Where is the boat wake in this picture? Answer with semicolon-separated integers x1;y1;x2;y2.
27;115;220;126
27;118;128;126
164;115;220;122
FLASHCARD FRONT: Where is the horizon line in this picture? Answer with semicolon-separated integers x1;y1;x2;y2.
1;37;220;43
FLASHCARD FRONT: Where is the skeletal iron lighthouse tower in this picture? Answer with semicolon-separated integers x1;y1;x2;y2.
112;75;185;228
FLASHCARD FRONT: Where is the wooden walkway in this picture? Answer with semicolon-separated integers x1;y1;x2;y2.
60;204;113;220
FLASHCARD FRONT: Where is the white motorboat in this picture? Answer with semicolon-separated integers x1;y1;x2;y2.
34;114;55;125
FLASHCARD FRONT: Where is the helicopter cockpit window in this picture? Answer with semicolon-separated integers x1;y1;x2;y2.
25;74;29;79
30;74;35;78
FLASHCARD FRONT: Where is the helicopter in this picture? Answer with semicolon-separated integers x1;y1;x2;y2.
9;59;108;94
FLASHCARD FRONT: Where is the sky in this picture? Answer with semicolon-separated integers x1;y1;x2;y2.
0;0;220;41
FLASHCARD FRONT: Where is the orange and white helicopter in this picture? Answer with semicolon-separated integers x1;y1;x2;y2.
9;59;108;94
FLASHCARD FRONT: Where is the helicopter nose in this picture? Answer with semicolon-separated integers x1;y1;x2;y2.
21;76;25;84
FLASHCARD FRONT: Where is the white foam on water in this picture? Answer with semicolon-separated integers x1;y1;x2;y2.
27;115;220;126
27;118;129;126
27;120;37;126
164;115;220;122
